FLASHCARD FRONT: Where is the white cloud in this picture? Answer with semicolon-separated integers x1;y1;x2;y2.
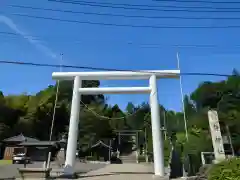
0;15;60;61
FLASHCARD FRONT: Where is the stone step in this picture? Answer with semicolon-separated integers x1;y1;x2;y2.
120;158;137;161
120;155;136;158
120;156;137;163
120;156;136;158
121;160;137;163
119;151;138;163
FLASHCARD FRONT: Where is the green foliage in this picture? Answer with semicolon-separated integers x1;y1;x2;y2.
147;134;171;165
191;81;226;110
196;164;212;179
78;103;114;146
0;68;239;170
163;139;172;166
184;130;212;155
208;158;240;180
0;80;104;140
190;70;240;150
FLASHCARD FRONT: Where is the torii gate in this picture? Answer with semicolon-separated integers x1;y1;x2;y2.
52;70;180;177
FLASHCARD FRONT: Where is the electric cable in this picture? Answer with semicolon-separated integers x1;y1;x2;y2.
9;5;240;20
0;59;236;77
48;0;240;12
4;13;240;29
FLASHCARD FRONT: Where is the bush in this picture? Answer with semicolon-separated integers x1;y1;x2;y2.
208;158;240;180
182;131;213;176
147;138;172;166
196;164;212;180
183;153;202;176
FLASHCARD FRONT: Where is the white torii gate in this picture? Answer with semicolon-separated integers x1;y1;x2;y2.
52;70;180;177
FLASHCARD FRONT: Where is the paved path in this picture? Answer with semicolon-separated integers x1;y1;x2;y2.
0;162;173;180
0;161;106;179
76;163;170;180
0;162;45;179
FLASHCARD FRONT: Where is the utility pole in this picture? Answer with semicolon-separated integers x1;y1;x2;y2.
163;110;167;140
177;52;189;142
109;139;112;161
177;52;189;178
225;124;235;156
145;127;148;162
47;53;63;169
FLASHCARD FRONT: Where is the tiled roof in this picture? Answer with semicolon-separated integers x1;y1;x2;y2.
18;141;59;147
91;140;112;149
2;134;39;142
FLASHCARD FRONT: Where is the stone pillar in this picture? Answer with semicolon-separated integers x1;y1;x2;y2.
208;110;226;163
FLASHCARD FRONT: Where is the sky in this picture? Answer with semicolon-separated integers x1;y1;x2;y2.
0;0;240;112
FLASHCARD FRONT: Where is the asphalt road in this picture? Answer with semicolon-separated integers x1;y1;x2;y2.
0;161;106;179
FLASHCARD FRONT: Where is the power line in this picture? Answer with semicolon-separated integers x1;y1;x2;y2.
0;60;236;77
5;13;240;29
49;0;168;8
0;31;38;39
9;5;240;20
50;0;240;7
3;31;240;50
47;0;219;8
12;3;240;11
47;0;240;13
3;31;240;49
152;0;240;4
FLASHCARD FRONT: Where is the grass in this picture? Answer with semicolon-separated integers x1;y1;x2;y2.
0;160;12;165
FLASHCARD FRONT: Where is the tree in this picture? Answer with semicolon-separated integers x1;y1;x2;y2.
191;81;226;110
125;102;135;114
0;79;105;140
184;95;196;118
1;67;239;166
126;102;150;130
78;103;114;147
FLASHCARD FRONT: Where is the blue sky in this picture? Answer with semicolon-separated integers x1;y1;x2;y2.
0;0;240;112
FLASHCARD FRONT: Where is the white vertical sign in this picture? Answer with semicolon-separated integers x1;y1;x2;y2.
208;110;226;163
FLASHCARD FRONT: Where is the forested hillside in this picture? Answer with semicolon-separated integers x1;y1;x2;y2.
0;69;239;157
